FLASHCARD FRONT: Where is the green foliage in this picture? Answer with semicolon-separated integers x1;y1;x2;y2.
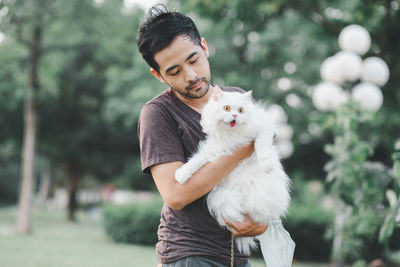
379;148;400;246
352;260;367;267
323;103;387;207
284;201;333;261
0;0;160;192
282;176;334;261
321;102;400;263
102;199;163;245
394;152;400;179
0;141;21;204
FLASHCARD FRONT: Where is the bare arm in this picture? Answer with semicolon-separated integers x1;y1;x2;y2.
150;142;254;210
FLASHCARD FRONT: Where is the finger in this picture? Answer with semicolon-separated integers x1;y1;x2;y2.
229;222;247;233
226;225;239;236
226;220;245;229
232;231;240;237
225;220;235;229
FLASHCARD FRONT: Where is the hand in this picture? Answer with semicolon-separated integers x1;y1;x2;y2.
225;214;268;237
233;141;255;161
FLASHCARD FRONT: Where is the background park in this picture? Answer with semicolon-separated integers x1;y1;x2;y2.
0;0;400;266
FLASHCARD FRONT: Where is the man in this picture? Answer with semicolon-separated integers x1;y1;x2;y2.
137;5;268;267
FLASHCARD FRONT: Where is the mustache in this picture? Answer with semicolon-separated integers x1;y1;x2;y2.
186;77;208;91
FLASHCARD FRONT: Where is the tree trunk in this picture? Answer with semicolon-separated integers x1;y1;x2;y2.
15;24;42;234
66;160;81;221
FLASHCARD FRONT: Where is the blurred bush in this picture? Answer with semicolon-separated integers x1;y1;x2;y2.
284;202;333;261
101;179;397;263
0;169;20;205
0;142;21;205
102;198;163;245
101;188;334;262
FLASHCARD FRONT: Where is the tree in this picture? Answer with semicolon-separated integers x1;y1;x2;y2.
34;0;159;219
0;0;49;233
0;0;161;223
35;0;154;220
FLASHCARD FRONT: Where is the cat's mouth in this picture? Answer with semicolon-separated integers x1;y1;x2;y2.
229;120;236;127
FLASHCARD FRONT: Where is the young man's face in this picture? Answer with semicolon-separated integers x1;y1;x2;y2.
151;35;212;99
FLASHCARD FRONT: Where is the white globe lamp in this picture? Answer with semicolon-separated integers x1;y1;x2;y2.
312;82;348;111
320;56;345;84
351;82;383;112
335;51;363;81
361;57;390;86
338;24;371;55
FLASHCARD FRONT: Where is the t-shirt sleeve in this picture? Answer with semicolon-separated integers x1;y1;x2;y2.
138;102;185;174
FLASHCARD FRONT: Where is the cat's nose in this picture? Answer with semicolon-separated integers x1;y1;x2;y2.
232;114;238;118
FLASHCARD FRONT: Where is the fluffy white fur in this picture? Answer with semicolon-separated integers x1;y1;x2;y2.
175;90;291;257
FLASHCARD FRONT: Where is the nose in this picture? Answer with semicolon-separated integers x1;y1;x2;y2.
233;114;238;118
184;66;198;82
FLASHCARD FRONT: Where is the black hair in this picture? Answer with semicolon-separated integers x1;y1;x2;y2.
137;5;202;73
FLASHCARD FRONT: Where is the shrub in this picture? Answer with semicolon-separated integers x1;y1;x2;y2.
102;195;334;262
0;142;21;205
284;202;333;262
102;198;163;245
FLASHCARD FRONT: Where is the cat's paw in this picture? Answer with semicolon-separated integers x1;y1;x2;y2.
175;167;191;184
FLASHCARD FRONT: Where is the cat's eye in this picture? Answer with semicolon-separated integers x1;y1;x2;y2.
238;107;244;113
223;105;231;112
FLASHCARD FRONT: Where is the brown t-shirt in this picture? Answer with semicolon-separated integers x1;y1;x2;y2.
138;86;249;265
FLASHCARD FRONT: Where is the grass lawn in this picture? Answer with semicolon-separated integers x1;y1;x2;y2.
0;206;329;267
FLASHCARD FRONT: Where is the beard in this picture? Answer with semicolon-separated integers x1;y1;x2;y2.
172;77;211;99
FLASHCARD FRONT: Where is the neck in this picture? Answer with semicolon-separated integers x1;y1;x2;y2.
173;84;220;113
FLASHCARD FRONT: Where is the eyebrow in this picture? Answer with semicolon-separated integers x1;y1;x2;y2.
165;52;198;74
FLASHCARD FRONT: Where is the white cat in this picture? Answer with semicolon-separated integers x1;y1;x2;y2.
175;90;295;267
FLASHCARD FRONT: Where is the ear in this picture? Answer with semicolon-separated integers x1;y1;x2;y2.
150;68;166;84
200;37;209;58
211;89;222;101
244;90;253;99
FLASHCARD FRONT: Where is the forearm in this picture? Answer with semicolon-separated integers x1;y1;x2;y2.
174;154;243;209
152;153;242;210
151;141;254;210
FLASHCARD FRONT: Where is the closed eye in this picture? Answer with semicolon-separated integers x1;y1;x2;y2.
170;70;180;76
190;58;199;64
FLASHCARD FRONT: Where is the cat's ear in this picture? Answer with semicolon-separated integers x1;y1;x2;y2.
244;90;253;99
211;89;222;101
